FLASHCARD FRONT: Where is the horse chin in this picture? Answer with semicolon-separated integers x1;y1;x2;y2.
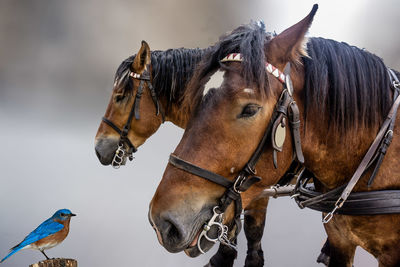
183;223;220;257
184;219;237;257
184;235;215;257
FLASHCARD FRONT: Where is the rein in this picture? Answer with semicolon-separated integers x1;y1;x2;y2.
168;53;304;253
102;68;165;168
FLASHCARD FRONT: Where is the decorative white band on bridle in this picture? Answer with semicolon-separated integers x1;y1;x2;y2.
130;72;142;79
220;53;286;84
129;65;148;79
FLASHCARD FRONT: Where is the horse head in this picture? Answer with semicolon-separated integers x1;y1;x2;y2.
149;5;318;256
95;41;165;167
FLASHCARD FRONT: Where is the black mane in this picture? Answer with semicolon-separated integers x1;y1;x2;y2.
183;20;396;134
114;47;207;109
303;37;394;133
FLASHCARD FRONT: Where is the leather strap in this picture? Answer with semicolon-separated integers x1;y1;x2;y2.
133;80;145;120
169;154;233;188
102;116;137;153
148;82;165;122
289;101;305;163
293;70;400;220
367;69;399;186
296;180;400;215
337;93;400;207
102;117;123;135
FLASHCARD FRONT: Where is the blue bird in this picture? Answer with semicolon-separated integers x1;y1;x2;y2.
0;209;76;263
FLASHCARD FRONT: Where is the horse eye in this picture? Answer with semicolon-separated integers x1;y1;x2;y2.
114;94;126;103
238;104;261;118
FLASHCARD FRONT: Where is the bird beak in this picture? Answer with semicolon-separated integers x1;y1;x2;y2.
70;213;77;217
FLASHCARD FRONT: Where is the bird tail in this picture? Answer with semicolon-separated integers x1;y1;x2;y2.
0;244;26;263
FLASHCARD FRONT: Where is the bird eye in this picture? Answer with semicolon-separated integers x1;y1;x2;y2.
60;213;65;217
238;104;261;118
114;94;126;103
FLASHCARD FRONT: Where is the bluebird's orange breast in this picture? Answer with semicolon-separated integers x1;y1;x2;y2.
31;218;71;250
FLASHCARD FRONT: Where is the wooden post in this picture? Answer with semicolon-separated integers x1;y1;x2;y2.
29;258;77;267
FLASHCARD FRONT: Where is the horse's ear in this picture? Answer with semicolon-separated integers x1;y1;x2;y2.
266;4;318;69
132;40;151;74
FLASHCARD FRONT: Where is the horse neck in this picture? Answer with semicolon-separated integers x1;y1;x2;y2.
300;113;376;188
292;68;398;190
160;96;189;128
150;48;207;129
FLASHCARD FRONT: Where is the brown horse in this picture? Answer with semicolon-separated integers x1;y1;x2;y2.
94;42;305;266
94;41;203;167
149;4;400;267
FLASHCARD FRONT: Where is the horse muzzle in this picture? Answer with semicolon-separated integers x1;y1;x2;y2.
94;137;119;165
149;204;219;255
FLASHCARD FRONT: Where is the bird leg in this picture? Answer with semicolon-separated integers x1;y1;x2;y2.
40;250;50;260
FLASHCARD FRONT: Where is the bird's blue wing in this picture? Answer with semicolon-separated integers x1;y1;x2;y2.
18;218;64;247
0;219;63;263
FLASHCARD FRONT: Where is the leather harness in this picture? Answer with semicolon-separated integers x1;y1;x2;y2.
168;53;400;252
293;69;400;222
168;55;304;252
102;68;164;168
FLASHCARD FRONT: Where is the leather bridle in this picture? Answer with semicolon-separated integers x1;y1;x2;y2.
168;54;304;253
166;53;400;253
102;68;164;168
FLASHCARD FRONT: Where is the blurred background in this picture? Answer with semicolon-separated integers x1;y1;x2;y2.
0;0;399;266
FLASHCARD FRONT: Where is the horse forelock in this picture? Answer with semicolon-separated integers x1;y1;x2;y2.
182;21;274;115
113;56;134;96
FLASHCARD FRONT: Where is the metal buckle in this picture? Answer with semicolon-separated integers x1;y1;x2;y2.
233;175;245;193
393;80;400;89
385;129;393;139
322;197;345;224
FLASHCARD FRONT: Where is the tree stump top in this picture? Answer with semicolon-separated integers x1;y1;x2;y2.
29;258;77;267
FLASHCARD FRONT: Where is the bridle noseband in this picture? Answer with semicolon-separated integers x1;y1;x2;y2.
102;68;165;169
169;53;304;253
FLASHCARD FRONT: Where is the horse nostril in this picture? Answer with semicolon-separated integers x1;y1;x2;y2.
94;138;119;166
95;144;113;165
165;220;181;242
157;216;187;253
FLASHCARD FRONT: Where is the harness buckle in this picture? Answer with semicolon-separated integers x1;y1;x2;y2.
385;129;394;140
322;197;344;223
246;164;257;175
233;175;245;193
